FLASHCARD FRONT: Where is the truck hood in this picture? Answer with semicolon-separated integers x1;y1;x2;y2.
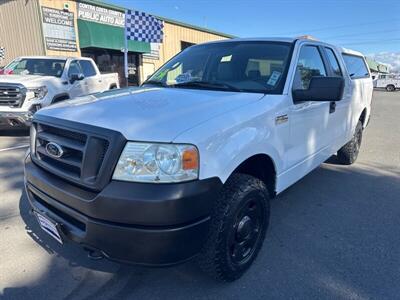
0;75;55;87
36;87;264;142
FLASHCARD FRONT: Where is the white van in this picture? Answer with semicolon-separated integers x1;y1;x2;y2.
375;73;400;91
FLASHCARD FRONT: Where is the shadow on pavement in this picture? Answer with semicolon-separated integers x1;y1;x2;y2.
2;162;400;299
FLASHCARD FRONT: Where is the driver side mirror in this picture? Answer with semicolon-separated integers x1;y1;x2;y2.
292;76;344;102
69;73;85;84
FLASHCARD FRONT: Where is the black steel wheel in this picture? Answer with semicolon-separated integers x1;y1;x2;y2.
198;173;270;282
228;194;265;266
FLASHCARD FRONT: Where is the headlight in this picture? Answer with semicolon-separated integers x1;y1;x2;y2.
27;86;48;100
113;142;199;183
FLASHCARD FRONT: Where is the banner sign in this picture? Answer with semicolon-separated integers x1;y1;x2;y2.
41;6;77;52
125;10;164;43
143;43;160;60
77;2;125;27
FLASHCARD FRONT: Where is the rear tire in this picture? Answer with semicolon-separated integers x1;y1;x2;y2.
386;85;395;92
337;121;363;165
198;174;270;282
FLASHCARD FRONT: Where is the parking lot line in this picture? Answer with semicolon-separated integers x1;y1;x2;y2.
0;144;29;153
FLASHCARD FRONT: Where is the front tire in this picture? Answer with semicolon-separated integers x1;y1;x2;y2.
337;121;363;165
386;84;395;92
198;174;270;282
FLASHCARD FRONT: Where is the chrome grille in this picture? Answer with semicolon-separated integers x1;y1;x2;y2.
0;84;26;107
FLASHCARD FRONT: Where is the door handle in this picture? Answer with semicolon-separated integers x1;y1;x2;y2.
329;101;336;114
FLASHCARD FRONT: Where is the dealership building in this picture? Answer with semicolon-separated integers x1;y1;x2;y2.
0;0;233;85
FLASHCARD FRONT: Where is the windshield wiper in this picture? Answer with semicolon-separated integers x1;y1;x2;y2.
172;81;243;92
142;80;166;87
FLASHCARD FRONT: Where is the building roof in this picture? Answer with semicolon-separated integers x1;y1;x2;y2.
81;0;235;38
365;57;390;73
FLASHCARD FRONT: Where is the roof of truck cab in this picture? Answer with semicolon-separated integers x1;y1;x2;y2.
198;37;337;47
198;38;365;56
338;47;365;57
200;37;297;45
15;56;92;61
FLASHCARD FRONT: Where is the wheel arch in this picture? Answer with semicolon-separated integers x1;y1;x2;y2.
51;93;70;104
359;107;367;128
227;153;277;197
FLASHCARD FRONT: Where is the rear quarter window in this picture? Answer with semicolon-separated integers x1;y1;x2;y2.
342;54;370;79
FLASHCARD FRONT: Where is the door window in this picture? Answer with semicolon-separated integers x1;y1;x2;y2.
79;60;97;77
324;48;342;77
293;45;326;90
68;61;82;77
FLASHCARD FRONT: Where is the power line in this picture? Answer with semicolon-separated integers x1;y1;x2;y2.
271;18;400;36
322;29;400;40
340;39;400;46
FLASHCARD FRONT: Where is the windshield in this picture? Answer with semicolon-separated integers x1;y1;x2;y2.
145;41;293;93
4;58;66;77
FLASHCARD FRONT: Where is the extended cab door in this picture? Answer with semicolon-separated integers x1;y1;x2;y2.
287;44;333;173
322;47;351;150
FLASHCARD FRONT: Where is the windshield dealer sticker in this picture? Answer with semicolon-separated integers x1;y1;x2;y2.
267;71;281;86
175;72;192;83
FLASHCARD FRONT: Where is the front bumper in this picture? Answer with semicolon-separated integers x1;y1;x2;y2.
24;156;222;266
0;111;33;127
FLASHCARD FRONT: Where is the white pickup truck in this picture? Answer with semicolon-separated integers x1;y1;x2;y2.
0;56;119;128
24;38;372;282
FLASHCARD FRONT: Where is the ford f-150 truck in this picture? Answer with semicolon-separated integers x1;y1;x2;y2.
24;38;372;281
0;56;119;128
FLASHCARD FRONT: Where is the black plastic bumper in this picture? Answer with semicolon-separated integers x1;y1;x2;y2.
24;156;222;266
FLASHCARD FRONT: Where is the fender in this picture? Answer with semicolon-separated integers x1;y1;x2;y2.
173;95;289;186
174;107;285;185
218;130;282;184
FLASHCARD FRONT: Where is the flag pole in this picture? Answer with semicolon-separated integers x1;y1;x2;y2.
124;10;129;87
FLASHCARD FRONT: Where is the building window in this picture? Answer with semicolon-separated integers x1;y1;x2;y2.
81;49;140;86
181;41;196;51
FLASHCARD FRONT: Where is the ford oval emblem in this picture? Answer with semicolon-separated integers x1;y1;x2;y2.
46;142;64;158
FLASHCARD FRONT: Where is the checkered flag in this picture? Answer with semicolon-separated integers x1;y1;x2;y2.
0;47;5;60
125;10;164;43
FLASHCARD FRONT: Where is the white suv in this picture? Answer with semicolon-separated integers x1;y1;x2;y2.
24;38;372;281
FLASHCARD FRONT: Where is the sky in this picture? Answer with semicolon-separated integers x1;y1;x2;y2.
109;0;400;71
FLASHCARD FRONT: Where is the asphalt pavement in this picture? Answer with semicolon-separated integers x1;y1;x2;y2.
0;91;399;300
